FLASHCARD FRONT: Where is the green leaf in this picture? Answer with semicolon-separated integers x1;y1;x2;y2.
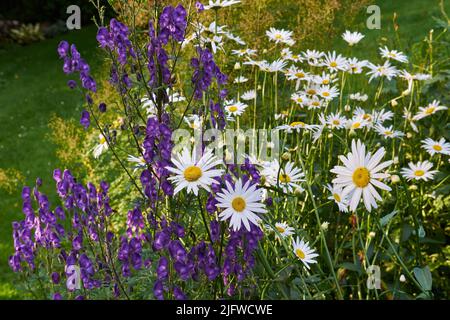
413;266;433;292
380;210;398;227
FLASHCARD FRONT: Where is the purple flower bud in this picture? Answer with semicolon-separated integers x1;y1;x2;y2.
80;110;90;129
98;102;107;113
57;41;69;58
156;256;169;280
53;292;62;300
51;272;60;284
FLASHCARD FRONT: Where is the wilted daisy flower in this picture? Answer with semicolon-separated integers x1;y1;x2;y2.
367;61;398;82
401;161;438;181
234;76;248;84
271;222;295;239
216;179;266;231
317;85;339;100
241;90;256;101
342;30;364;46
326;184;349;212
224;100;248;116
267;59;288;72
291;92;310;107
421;138;450;156
266;27;295;46
326;112;347;129
331;140;393;212
413;100;448;120
292;237;318;269
93;134;108;159
231;48;257;57
323;51;348;72
375;124;404;139
204;0;241;10
167;148;224;195
261;160;305;193
127;155;147;171
380;46;408;63
349;92;368;102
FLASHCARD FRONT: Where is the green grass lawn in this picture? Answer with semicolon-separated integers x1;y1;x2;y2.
0;25;101;299
0;0;448;299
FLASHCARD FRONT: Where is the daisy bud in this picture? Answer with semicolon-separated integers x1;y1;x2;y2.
294;187;303;195
327;133;333;138
393;156;399;165
281;152;291;161
321;221;329;231
344;104;351;112
408;184;418;191
390;99;398;107
263;49;268;54
402;89;411;96
406;132;413;139
368;231;376;238
399;274;406;282
234;62;241;70
257;85;262;90
390;174;400;184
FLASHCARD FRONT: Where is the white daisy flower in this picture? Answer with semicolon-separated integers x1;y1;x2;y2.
224;100;248;116
93;134;109;159
380;46;408;63
267;59;288;72
401;161;438;181
276;121;318;133
292;237;319;269
373;109;394;124
349;92;368;102
261;159;305;193
241;90;257;101
216;179;266;231
291;92;310;107
326;184;349;212
302;49;324;66
366;61;398;82
127;155;147;171
413;100;448;121
269;222;295;239
323;51;348;72
307;96;324;109
266;27;295;46
234;76;248;84
375;124;404;139
326;112;347;129
421;138;450;156
313;72;336;86
346;115;368;131
346;58;367;74
285;66;310;82
331;140;393;212
231;48;257;57
166;148;224;195
204;0;241;10
342;30;364;46
317;85;339;100
184;114;203;130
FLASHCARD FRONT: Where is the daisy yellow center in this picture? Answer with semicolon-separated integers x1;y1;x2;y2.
330;61;337;68
183;166;202;182
295;72;305;78
332;119;340;125
414;170;425;177
228;106;238;112
296;98;303;103
384;130;393;136
322;91;330;97
275;34;282;39
352;167;370;188
292;55;299;59
279;174;291;183
295;248;305;260
425;107;435;114
362;114;372;121
307;89;316;95
322;79;330;85
100;136;106;144
312;101;320;107
276;226;285;233
352;122;361;129
433;144;442;151
290;121;305;127
333;193;341;202
231;197;246;212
